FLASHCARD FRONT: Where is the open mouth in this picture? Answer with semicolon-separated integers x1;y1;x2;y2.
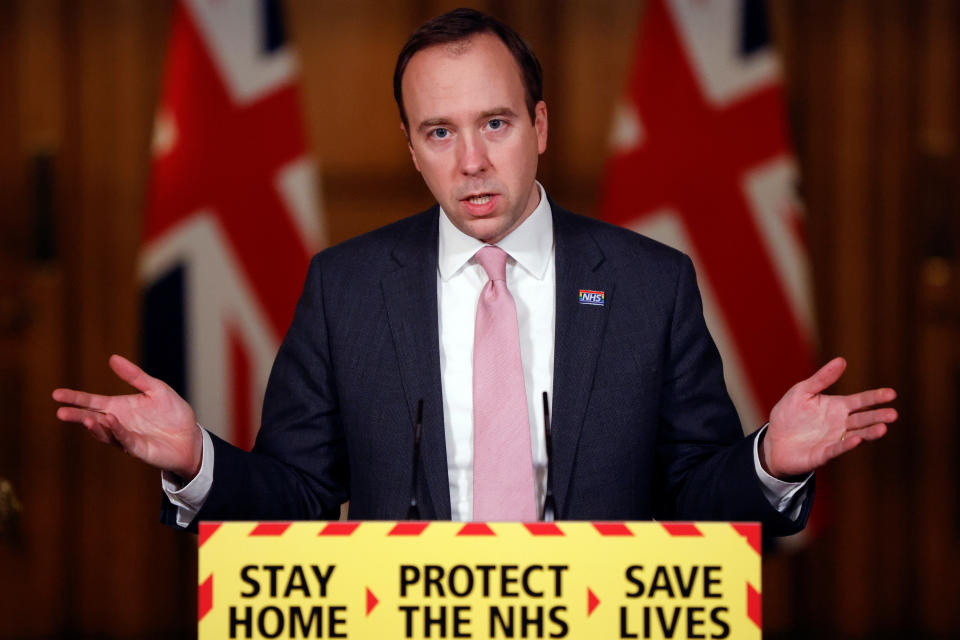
464;193;493;206
460;191;499;216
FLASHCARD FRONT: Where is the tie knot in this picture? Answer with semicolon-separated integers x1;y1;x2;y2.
475;245;508;282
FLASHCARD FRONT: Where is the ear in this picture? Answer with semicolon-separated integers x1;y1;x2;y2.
534;100;548;154
401;122;422;173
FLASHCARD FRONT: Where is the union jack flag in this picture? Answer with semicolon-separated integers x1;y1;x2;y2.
140;0;323;450
599;0;815;435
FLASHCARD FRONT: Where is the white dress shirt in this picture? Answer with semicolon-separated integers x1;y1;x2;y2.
164;183;808;525
438;182;555;521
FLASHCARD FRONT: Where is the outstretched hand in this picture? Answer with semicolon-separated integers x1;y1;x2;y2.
762;357;897;480
52;355;202;480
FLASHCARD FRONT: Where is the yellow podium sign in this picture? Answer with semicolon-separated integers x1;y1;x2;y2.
198;521;761;639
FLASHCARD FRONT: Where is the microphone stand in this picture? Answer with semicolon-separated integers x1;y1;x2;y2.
406;399;424;520
542;392;556;522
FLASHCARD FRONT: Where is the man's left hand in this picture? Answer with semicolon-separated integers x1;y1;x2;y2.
761;356;897;480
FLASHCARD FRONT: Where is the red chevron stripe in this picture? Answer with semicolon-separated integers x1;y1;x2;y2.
319;522;360;536
198;522;221;548
662;523;703;536
732;522;762;554
249;522;291;536
592;523;633;536
198;574;213;622
388;522;429;536
524;523;564;536
457;523;496;536
747;582;762;628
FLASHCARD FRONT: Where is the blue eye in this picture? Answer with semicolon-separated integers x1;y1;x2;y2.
432;128;449;139
488;119;504;130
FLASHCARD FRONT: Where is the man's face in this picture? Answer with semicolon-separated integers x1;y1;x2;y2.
401;33;548;245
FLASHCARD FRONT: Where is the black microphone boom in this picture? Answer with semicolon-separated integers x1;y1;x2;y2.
406;399;424;520
542;391;556;522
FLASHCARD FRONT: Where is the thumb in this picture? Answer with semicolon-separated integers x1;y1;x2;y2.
108;354;159;394
800;356;846;394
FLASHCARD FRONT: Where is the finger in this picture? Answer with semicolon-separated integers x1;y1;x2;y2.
81;414;114;445
57;406;108;425
89;413;134;450
847;408;898;429
800;357;847;394
104;413;138;453
52;388;110;411
823;433;862;461
843;387;897;412
109;354;158;394
845;423;888;442
824;423;889;462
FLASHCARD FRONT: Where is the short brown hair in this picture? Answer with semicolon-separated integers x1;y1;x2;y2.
393;8;543;129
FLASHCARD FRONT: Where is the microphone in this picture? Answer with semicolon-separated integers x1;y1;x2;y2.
542;391;556;522
406;399;424;520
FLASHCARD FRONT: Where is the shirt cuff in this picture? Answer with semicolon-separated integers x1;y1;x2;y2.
753;424;812;521
160;426;215;528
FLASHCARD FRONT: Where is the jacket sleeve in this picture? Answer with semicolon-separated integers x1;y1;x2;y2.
652;255;813;536
161;252;349;532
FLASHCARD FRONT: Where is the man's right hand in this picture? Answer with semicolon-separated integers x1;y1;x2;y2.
52;355;203;481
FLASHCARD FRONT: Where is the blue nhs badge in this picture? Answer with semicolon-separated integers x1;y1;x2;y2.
578;290;605;306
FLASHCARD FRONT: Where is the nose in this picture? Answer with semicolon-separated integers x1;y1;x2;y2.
457;131;490;176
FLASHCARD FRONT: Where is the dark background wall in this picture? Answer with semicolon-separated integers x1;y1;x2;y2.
0;0;957;637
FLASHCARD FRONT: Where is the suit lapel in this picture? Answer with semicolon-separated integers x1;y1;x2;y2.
551;206;612;518
380;209;451;519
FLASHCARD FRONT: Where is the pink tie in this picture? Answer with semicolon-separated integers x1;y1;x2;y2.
472;245;537;521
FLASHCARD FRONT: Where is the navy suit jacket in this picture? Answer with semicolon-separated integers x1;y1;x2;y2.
163;204;811;536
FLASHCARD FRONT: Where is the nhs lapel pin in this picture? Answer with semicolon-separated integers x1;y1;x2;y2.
578;289;605;306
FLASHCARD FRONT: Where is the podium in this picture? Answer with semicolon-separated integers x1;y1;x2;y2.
197;521;761;639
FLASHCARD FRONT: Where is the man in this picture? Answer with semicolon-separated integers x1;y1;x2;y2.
53;9;895;533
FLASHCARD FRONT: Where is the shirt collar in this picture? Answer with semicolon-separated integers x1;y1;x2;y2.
438;182;554;281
